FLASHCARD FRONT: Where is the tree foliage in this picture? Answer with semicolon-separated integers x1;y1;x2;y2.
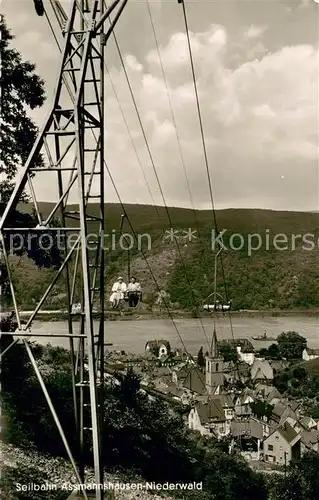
0;17;62;283
270;452;319;500
219;343;238;363
277;331;307;360
197;346;205;367
258;343;281;360
250;400;273;420
0;16;45;198
2;345;268;499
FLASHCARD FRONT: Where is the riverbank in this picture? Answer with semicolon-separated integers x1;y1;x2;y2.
15;307;319;322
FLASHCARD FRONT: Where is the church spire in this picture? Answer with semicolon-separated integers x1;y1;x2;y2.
210;326;218;358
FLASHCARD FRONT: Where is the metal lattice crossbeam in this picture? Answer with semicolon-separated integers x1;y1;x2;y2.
0;1;127;499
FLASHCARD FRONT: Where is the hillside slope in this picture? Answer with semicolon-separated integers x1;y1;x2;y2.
8;204;319;310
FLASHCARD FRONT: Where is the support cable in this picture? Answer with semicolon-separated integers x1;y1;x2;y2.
109;25;211;351
104;66;160;214
179;0;235;346
100;149;226;419
42;2;224;417
145;0;201;234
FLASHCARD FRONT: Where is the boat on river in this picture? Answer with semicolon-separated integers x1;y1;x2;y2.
252;330;276;341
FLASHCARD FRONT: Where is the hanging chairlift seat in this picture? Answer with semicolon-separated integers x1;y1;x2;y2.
33;0;44;16
203;300;232;312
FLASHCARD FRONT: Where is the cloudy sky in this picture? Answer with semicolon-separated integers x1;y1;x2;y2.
2;0;319;210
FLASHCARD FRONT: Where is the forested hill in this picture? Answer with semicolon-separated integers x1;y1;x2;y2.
11;204;319;310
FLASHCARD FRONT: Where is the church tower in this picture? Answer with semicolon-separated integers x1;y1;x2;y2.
205;326;224;394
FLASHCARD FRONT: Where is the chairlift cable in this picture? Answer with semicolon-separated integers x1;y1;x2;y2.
101;156;224;417
42;3;209;355
104;65;160;215
145;0;214;331
109;19;211;351
41;1;226;417
145;0;203;237
179;0;236;345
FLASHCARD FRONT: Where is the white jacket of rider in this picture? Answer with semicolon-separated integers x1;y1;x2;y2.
110;281;127;302
127;282;141;293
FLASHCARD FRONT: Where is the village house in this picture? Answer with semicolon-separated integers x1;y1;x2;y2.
211;394;235;421
159;354;176;367
299;415;318;431
263;422;301;465
154;379;184;399
302;347;319;362
269;360;290;374
145;340;171;358
259;419;273;438
188;399;230;439
152;377;170;393
172;365;189;385
255;384;282;405
300;428;319;454
230;418;264;461
183;367;206;397
250;359;274;384
270;401;300;427
236;346;255;366
151;366;172;379
234;389;255;418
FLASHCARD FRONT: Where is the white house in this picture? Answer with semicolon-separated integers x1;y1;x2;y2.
302;348;319;362
145;340;171;358
299;415;318;431
237;346;255;365
263;422;301;465
188;399;231;439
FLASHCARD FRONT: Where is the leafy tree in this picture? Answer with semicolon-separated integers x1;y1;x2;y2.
0;17;62;277
292;366;308;381
271;452;319;500
309;404;319;419
250;401;273;420
202;450;268;500
277;331;307;360
0;16;44;199
219;343;238;363
197;346;205;368
259;343;281;360
273;371;290;393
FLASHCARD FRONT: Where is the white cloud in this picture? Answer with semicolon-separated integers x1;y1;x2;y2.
4;10;316;211
97;24;318;210
245;25;268;39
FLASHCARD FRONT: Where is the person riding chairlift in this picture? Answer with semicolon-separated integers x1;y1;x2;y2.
110;277;127;309
127;277;141;308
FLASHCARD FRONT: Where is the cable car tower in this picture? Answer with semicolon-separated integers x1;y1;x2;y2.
0;0;128;498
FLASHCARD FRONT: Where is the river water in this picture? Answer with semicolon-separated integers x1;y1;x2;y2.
29;315;319;354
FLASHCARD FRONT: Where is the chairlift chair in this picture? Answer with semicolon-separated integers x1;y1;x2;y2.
33;0;44;16
202;292;232;312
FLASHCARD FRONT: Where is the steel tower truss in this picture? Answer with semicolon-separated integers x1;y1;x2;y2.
0;1;127;498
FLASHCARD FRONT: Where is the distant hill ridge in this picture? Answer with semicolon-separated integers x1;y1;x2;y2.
10;204;319;310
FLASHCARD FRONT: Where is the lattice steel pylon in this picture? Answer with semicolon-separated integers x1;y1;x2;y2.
0;1;128;498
